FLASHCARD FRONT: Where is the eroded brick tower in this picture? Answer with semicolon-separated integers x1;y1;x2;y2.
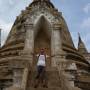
0;0;90;90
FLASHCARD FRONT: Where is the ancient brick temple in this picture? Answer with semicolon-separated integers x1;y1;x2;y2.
0;0;90;90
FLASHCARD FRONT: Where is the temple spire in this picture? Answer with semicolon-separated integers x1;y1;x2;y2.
78;33;88;54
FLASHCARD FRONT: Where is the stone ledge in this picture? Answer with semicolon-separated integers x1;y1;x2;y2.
71;87;81;90
7;87;23;90
27;87;81;90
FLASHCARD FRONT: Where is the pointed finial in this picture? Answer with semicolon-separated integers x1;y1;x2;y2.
78;32;82;43
78;32;88;54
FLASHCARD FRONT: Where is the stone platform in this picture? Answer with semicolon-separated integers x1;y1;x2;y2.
7;86;81;90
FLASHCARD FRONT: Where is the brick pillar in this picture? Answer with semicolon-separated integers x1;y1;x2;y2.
13;68;23;88
21;67;29;90
51;24;62;67
24;23;34;54
22;23;34;65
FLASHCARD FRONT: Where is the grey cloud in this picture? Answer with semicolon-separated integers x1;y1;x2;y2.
83;3;90;14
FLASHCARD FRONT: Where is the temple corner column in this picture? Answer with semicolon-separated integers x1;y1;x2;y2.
51;23;63;67
21;67;29;90
22;23;34;65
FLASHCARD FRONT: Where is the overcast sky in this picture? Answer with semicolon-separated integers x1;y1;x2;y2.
0;0;90;51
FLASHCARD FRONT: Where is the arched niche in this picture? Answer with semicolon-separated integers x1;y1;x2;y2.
33;15;52;68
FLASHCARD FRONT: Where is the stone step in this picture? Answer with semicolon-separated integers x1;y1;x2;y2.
26;69;61;88
27;87;61;90
27;87;81;90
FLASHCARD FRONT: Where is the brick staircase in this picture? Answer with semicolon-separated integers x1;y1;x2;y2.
25;66;82;90
26;67;61;89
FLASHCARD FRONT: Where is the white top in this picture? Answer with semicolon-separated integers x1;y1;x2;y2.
37;54;46;66
67;63;77;70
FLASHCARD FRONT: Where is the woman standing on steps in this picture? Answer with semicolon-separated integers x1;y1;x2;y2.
36;49;47;79
35;49;48;87
32;48;49;88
